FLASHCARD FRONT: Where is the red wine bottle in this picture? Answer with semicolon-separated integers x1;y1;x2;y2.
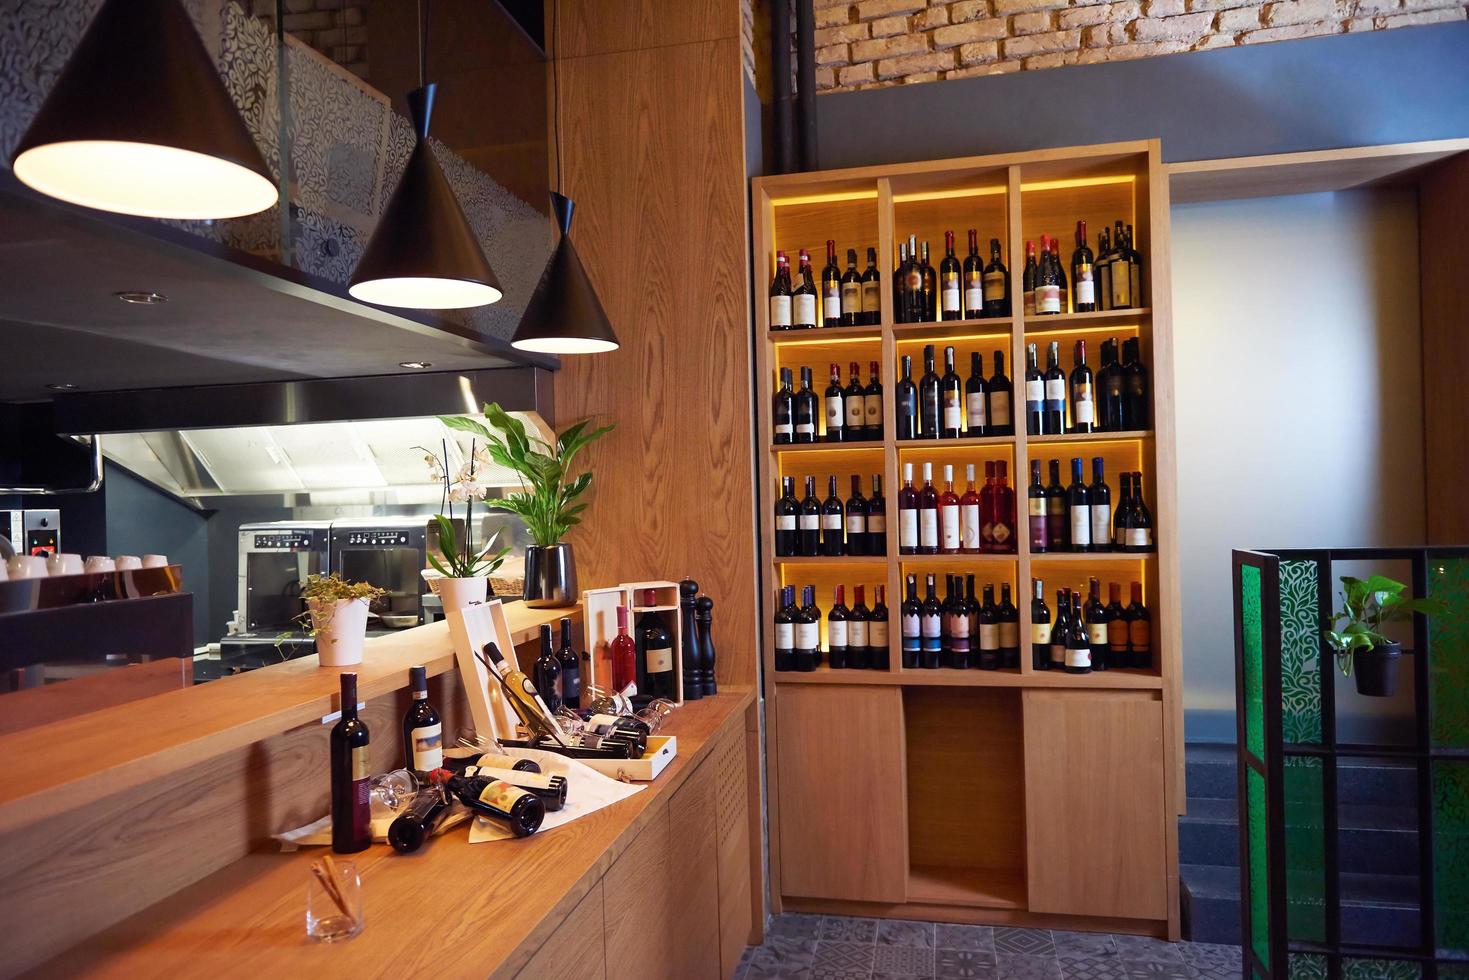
979;461;996;552
992;461;1016;554
774;585;796;671
846;474;869;557
983;237;1010;317
555;616;581;709
1067;457;1093;553
918;344;940;439
965;350;988;437
940;230;962;320
919;239;937;322
388;781;452;853
447;772;545;837
1031;579;1051;671
920;574;942;669
1046;459;1069;550
1106;582;1129;668
1022;239;1038;316
769;250;792;330
1085;577;1109;671
1028;459;1048;553
963;229;984;319
1065;591;1092;674
861;246;881;325
870;584;890;670
775;475;798;557
1126;581;1152;669
1097;338;1125;432
918;462;939;555
1070;340;1095;434
900;575;921;669
867;474;887;556
1024;342;1044;436
331;672;371;854
822;239;842;328
844;361;866;440
533;624;563;714
940;345;963;439
896;354;918;441
849;585;871;670
610;605;637;696
1043;340;1066;434
1097;227;1113;311
1035;234;1062;315
403;664;443;773
773;366;794;444
825;362;846;443
864;361;883;441
898;462;919;556
822;475;845;557
635;589;677;701
998;583;1020;668
794;366;817;444
840;247;862;326
939;464;961;555
828;585;850;669
793;248;817;329
1089;457;1112;551
988;350;1014;436
1071;220;1096;313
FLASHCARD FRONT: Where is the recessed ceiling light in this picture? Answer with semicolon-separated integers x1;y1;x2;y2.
46;383;77;391
115;290;167;305
398;361;433;370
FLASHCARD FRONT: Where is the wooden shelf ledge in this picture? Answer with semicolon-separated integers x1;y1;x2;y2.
908;865;1025;910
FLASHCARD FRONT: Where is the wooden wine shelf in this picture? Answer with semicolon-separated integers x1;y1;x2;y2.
896;552;1018;564
769;442;885;455
1026;429;1154;444
1030;550;1157;561
890;317;1014;340
767;325;884;343
772;666;1164;689
896;434;1016;449
1022;308;1151;332
773;555;891;565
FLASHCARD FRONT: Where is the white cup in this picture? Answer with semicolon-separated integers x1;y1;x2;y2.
7;555;47;579
141;554;169;568
56;553;84;575
84;556;116;574
115;555;142;571
0;561;8;581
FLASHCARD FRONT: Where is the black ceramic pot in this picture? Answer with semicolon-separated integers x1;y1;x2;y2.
1353;641;1401;697
523;543;578;608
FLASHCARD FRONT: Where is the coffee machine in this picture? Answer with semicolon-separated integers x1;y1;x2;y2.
218;520;332;667
1;509;60;556
328;518;430;630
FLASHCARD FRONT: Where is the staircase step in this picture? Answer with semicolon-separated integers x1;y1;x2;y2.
1186;744;1238;801
1185;743;1418;806
1180;798;1420;876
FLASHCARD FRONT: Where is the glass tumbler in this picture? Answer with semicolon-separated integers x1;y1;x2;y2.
306;859;364;942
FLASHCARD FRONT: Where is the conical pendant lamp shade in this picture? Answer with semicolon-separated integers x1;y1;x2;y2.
348;85;502;310
11;0;276;220
511;193;619;354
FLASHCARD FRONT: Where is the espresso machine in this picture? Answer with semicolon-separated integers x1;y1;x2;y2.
328;518;430;632
217;520;332;667
1;509;60;556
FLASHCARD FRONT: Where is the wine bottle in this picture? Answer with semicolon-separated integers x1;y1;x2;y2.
1109;220;1131;309
827;585;851;669
1113;471;1132;546
774;585;795;671
1089;457;1112;551
1096;227;1113;312
1071;220;1096;313
556;616;581;710
635;590;677;701
963;229;984;319
940;230;962;320
796;585;821;671
918;461;939;555
793;248;818;329
1106;582;1129;668
871;584;890;670
900;575;921;669
825;362;846;443
997;582;1020;669
1067;457;1092;553
918;344;940;439
1084;577;1109;671
1046;458;1068;550
983;237;1010;317
1043;340;1066;434
919;239;937;323
975;583;999;670
841;247;862;326
920;573;942;669
1028;459;1048;553
330;672;371;854
898;462;919;555
1048;588;1070;670
775;475;798;557
402;664;444;773
947;575;971;669
532;624;564;714
844;361;866;440
461;764;569;812
822;475;845;557
769;250;792;330
1126;581;1151;670
864;361;884;441
993;461;1017;554
849;585;871;670
989;350;1013;436
388;781;452;853
894;240;911;323
868;474;887;556
906;234;925;322
799;475;821;556
939;463;961;555
610;606;637;696
794;366;817;443
1126;224;1143;306
1052;237;1068;311
680;579;702;701
447;772;545;837
822;240;842;328
965;350;988;437
1125;471;1153;551
1070;339;1095;434
1065;591;1092;674
1035;234;1062;315
1097;338;1125;432
1024;342;1044;436
1031;579;1051;670
979;460;996;553
861;246;881;325
896;354;918;441
773;367;794;444
939;576;954;666
960;463;982;555
1122;337;1149;430
940;346;963;439
1022;240;1038;317
845;474;869;557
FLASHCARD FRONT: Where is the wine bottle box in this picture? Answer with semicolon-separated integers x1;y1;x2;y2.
582;581;688;705
577;734;678;782
445;599;528;745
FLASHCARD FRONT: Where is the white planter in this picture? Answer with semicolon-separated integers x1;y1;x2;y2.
437;576;488;612
310;598;370;667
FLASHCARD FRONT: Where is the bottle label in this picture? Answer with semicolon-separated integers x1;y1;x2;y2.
990;391;1010;426
822;513;843;530
769;295;791;327
799;514;819;530
1070;506;1092;546
865;395;881;426
1028;497;1045;516
1130;265;1142;307
1130;618;1151;650
1029;514;1046;547
850;620;867;648
961;504;981;550
646;642;674;672
965;284;984;312
919;509;939;548
1044;378;1066;402
796;421;815;436
921;613;941;639
1098;263;1112;309
1111;260;1132;307
979;623;999;650
1075;264;1095;304
1023;289;1036;316
861;281;879;313
943;392;962;430
1090;504;1111;546
828;619;848;647
983;269;1005;302
1109;621;1129;650
775;622;794;647
992;521;1012;544
794;293;816;325
846;395;865;428
1031;622;1052;644
901;613;920;639
871;620;889;646
841;282;860;314
1087;623;1108;646
1038;284;1062;314
941;505;960;549
900;509;918;548
869;514;886;533
1050;642;1067;665
1074;383;1095;424
824;293;841;322
777;515;796;530
775;421;793;437
1025;379;1044;404
1126;527;1153;547
1065;646;1092;669
846;513;866;535
825;396;844;431
796;621;820;649
351;744;370;781
999;620;1019;648
942;285;961;313
967;391;986;428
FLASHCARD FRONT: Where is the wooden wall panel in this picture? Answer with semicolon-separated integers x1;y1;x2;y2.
553;19;757;692
557;0;738;58
515;881;607;980
1419;152;1469;544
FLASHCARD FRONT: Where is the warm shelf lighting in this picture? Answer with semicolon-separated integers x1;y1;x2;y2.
1020;175;1136;192
771;190;880;206
771;334;881;348
892;186;1007;203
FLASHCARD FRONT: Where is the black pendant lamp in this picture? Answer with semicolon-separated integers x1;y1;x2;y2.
10;0;276;220
348;3;501;309
509;1;619;354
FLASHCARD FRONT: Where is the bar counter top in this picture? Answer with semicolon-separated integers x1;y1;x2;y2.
35;687;755;979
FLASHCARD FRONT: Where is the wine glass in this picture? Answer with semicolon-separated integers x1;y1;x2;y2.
634;698;677;734
368;769;418;819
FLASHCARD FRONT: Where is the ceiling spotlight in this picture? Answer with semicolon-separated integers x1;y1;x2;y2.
114;290;167;305
46;383;78;391
398;361;433;370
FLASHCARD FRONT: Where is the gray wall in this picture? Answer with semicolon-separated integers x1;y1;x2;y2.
1171;187;1425;740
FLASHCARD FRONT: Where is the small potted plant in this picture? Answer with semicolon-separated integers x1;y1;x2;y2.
1322;574;1448;697
301;573;387;667
441;403;612;608
418;439;512;611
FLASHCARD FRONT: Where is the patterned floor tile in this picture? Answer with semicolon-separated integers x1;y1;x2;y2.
1053;931;1116;954
1111;936;1186;964
1057;949;1128;980
996;953;1064;980
1179;943;1243;980
822;915;881;943
878;919;937;948
936;923;996;952
936;947;998;978
811;970;870;980
1122;960;1193;980
745;965;812;980
768;913;826;940
746;937;820;974
875;943;937;976
994;928;1057;956
815;941;877;972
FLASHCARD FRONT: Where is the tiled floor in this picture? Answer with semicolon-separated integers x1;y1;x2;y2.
736;914;1244;980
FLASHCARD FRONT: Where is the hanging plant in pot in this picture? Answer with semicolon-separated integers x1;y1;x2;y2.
300;573;387;668
441;403;612;608
1322;574;1448;698
417;439;511;611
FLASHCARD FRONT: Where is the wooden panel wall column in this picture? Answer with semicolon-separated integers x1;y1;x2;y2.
1419;153;1469;544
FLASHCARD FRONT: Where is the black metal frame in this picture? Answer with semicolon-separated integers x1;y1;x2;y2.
1232;547;1469;980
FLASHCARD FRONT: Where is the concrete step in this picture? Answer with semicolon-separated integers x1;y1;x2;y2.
1179;797;1420;876
1185;743;1417;806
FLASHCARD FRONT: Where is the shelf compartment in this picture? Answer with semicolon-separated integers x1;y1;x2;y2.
767;326;883;343
907;865;1026;910
772;667;1164;689
773;665;899;684
770;442;883;455
896;553;1018;564
770;193;879;280
897;434;1016;449
1026;430;1152;444
773;555;890;565
1029;550;1156;560
891;318;1013;342
1022;308;1150;332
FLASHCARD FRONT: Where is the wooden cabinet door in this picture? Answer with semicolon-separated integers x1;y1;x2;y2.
714;723;753;980
604;807;673;980
668;759;722;979
1022;690;1168;920
776;685;908;903
516;882;607;980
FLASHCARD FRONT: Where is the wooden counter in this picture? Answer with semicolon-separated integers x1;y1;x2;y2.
35;688;755;980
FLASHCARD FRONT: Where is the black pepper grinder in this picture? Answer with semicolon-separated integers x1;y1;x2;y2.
678;578;703;701
695;594;716;695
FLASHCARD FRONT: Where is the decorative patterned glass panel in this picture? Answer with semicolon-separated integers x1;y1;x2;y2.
1279;560;1322;744
1435;760;1469;955
1429;558;1469;749
1248;766;1271;966
1438;964;1469;979
1284;756;1326;943
1341;959;1421;980
1243;563;1266;761
1289;953;1327;980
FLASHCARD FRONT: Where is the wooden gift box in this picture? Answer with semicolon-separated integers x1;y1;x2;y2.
581;580;686;705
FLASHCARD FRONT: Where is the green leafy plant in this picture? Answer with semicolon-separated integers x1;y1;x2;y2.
416;439;512;580
1322;574;1448;676
440;402;613;548
274;573;390;649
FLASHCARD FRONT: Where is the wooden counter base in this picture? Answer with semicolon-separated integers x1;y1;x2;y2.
33;689;756;980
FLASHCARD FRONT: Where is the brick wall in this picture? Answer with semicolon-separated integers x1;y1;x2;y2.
806;0;1465;91
250;0;370;80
